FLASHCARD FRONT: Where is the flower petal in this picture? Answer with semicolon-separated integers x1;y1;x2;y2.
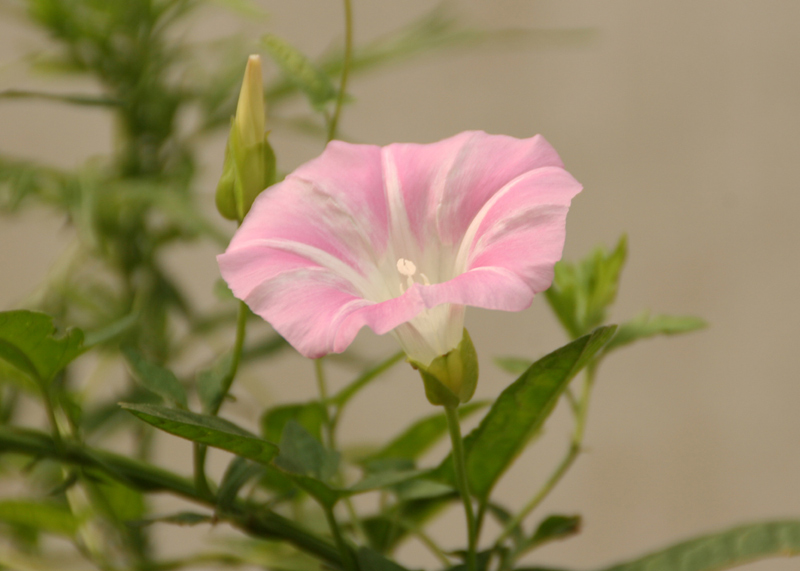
383;131;565;249
228;141;388;278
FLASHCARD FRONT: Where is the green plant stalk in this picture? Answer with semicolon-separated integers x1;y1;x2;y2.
194;299;249;495
0;426;342;566
327;0;354;141
445;404;477;571
495;365;597;551
315;358;368;546
324;504;357;571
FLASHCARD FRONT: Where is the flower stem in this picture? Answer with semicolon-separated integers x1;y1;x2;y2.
327;0;353;142
194;300;249;495
445;404;477;571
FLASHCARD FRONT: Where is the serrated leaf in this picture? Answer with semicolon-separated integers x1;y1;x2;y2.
0;500;78;536
433;327;616;499
273;421;341;507
595;520;800;571
261;34;337;109
121;403;278;465
364;400;487;463
122;347;188;408
0;310;84;384
603;312;707;354
261;401;326;444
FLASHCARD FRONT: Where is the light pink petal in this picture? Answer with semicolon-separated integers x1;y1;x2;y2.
384;131;564;248
228;141;387;276
238;264;426;359
465;167;582;290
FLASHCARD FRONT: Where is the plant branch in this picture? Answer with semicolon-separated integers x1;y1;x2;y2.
445;404;477;571
327;0;353;141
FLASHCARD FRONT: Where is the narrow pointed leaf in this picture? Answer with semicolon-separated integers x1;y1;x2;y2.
0;310;84;384
121;403;278;465
357;546;411;571
197;352;233;414
348;470;425;494
364;400;487;462
595;520;800;571
433;326;616;499
123;347;188;408
261;35;337;109
524;514;582;552
494;356;533;375
218;456;265;510
331;352;405;408
603;312;707;354
0;500;78;536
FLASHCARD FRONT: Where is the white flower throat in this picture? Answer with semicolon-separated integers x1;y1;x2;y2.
396;258;430;293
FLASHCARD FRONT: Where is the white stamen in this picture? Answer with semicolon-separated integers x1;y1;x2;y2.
396;258;416;277
419;273;431;286
397;258;419;293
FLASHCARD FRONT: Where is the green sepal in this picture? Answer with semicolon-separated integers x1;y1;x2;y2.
215;121;277;222
411;329;478;406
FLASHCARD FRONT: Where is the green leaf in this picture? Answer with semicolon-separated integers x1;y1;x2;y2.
603;312;707;354
595;520;800;571
197;352;232;414
0;500;78;536
218;456;265;510
261;401;327;444
0;310;84;384
273;421;341;507
331;352;405;408
261;35;337;110
357;546;411;571
348;469;425;494
364;401;487;463
494;357;533;376
432;326;616;499
133;512;214;527
546;236;627;338
122;347;188;409
525;515;582;552
121;403;278;465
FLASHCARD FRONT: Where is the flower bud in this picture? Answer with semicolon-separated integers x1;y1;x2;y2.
410;329;479;407
216;55;276;222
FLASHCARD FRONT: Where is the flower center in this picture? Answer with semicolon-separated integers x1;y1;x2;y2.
396;258;430;293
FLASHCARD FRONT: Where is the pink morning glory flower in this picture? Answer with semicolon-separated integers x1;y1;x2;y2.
217;131;581;367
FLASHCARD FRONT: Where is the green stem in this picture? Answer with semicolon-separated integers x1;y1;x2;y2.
323;504;357;571
194;300;248;498
327;0;353;142
445;404;477;571
0;426;342;566
211;300;249;416
495;366;597;550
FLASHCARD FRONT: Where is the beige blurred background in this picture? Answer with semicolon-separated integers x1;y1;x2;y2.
1;1;799;570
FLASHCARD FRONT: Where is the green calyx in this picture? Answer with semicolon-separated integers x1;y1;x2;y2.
410;329;479;407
